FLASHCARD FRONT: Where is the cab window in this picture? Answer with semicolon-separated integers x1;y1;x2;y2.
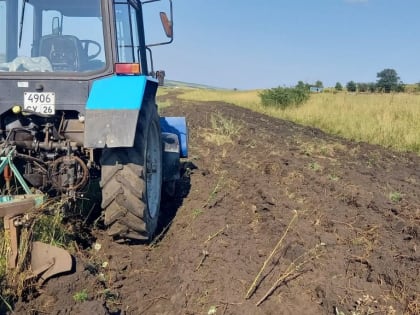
114;1;140;63
0;0;106;74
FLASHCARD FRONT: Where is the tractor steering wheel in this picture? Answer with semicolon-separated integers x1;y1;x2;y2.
80;40;102;60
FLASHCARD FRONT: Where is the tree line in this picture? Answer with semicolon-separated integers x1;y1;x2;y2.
259;68;407;109
336;68;405;93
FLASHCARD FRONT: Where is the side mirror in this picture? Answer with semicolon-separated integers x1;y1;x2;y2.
146;0;173;48
160;12;172;38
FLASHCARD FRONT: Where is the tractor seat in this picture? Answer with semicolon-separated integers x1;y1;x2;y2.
38;35;86;71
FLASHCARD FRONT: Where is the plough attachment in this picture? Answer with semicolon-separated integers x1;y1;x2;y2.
0;149;73;284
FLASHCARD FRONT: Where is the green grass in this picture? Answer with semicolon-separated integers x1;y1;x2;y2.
178;88;420;155
32;211;72;247
192;208;203;219
73;289;89;302
389;191;402;203
308;162;322;172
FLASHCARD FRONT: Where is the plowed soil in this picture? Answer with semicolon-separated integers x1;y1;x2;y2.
12;92;420;315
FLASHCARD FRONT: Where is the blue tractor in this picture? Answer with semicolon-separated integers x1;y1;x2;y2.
0;0;187;243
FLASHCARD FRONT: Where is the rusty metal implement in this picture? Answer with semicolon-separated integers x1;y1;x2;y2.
0;148;73;284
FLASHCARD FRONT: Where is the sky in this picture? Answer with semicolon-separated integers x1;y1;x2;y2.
146;0;420;90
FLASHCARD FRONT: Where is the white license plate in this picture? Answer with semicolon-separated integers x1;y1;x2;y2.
24;92;55;115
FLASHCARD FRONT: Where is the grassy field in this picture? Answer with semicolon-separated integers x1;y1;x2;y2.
177;88;420;155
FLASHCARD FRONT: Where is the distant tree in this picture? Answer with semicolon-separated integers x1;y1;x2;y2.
367;82;377;93
357;83;368;93
346;81;357;92
315;80;323;88
296;81;305;89
296;81;310;90
396;81;405;92
260;86;310;109
376;68;401;93
335;82;343;91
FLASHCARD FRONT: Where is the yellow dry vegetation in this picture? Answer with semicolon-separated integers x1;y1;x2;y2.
179;88;420;154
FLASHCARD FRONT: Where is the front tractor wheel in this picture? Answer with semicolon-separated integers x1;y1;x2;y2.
100;102;162;241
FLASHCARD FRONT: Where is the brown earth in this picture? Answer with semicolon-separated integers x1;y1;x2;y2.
11;93;420;315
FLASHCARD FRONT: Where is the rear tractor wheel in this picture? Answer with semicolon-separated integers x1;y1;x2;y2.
100;102;162;241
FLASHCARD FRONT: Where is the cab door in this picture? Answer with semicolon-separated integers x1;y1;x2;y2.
113;0;148;74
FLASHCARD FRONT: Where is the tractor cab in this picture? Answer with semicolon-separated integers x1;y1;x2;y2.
0;0;108;74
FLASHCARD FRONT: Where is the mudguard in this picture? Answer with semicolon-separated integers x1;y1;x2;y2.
160;117;188;158
162;132;180;183
160;117;189;189
84;75;157;148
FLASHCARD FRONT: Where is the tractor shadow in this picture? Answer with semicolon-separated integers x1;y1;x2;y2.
153;161;196;243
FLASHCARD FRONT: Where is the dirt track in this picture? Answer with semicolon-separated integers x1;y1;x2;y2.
13;93;420;314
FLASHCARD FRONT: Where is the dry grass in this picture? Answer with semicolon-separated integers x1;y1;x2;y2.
156;88;172;110
245;210;325;306
0;223;33;303
245;211;298;299
179;88;260;109
201;112;242;146
178;89;420;155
